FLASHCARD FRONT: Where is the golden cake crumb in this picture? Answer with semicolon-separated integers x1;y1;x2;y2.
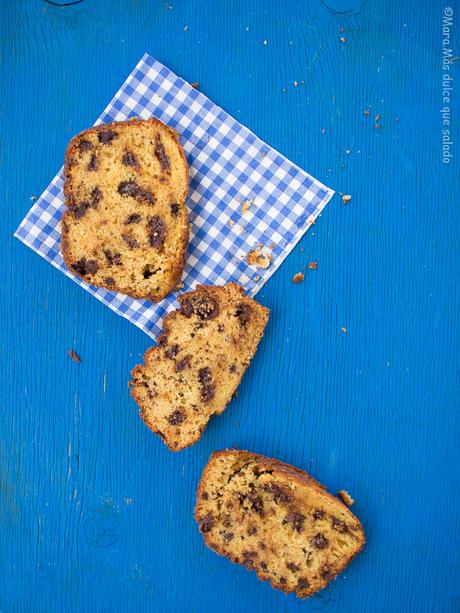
241;199;253;215
338;490;355;507
308;262;318;270
247;248;271;269
293;273;305;284
342;194;352;204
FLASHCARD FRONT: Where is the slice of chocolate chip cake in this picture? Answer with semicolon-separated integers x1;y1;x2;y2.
61;118;189;301
130;283;269;450
195;450;365;598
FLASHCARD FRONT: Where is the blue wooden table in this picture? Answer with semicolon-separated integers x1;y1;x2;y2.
2;1;459;611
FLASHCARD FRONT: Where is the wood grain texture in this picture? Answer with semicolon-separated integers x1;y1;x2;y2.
1;0;459;611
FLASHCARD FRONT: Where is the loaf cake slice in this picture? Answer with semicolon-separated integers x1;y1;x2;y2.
61;118;189;301
130;283;269;450
195;450;365;598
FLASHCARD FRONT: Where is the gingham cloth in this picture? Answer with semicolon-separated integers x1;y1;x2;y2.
15;54;334;339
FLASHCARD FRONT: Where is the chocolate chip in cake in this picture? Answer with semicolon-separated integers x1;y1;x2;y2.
124;213;142;224
311;533;329;549
242;550;257;569
332;517;347;533
313;509;324;520
103;249;122;266
286;562;300;572
118;180;140;197
87;154;98;171
71;201;90;219
222;514;232;528
283;511;305;533
71;257;98;276
279;577;287;585
235;303;251;326
98;129;116;144
223;531;234;543
105;277;115;286
79;139;92;152
198;367;215;403
297;578;309;590
122;151;139;168
164;344;180;359
121;233;139;249
168;409;185;425
155;135;171;171
199;512;214;533
248;494;264;515
263;483;291;504
91;186;102;206
247;526;257;536
147;215;166;248
260;561;268;570
170;202;180;216
201;491;209;500
320;565;334;581
229;364;237;373
175;356;190;372
181;295;219;320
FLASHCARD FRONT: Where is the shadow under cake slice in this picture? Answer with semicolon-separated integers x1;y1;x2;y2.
61;118;189;301
195;450;365;598
130;283;270;450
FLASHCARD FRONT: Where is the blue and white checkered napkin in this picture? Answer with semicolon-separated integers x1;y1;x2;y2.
15;53;334;339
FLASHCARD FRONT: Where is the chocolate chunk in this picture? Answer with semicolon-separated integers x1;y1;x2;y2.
181;294;219;320
311;533;329;549
175;356;190;372
258;541;266;550
235;303;251;326
222;514;232;528
198;367;215;403
260;561;268;570
242;550;257;569
229;364;237;373
313;509;324;520
98;129;116;144
87;154;98;171
91;186;102;206
279;577;287;585
103;249;122;266
297;578;309;590
320;565;334;581
147;216;166;248
199;512;214;533
201;491;209;500
122;151;139;168
71;201;89;219
124;213;142;224
121;233;139;249
155;135;170;171
118;181;155;205
223;531;234;543
79;139;92;152
217;323;225;333
286;562;300;572
104;277;115;286
332;517;347;533
71;257;98;276
247;526;257;536
168;409;185;425
263;483;291;504
248;494;264;515
283;511;305;533
164;344;180;359
170;202;180;216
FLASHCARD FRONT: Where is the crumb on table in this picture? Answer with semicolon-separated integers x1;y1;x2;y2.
338;490;355;507
68;349;80;364
342;194;352;204
246;248;271;269
293;272;305;284
308;261;318;270
241;199;252;215
341;327;347;333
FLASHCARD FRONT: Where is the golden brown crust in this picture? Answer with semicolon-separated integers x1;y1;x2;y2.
195;449;365;598
130;283;270;451
61;117;189;302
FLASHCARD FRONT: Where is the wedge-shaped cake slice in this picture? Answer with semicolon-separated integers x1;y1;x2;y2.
61;118;189;301
130;283;269;450
195;450;365;598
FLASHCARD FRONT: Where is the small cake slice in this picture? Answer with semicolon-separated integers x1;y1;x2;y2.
130;283;269;450
61;118;189;301
195;450;365;598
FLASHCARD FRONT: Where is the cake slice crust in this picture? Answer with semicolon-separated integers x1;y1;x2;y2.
130;283;269;450
195;450;365;598
61;118;189;301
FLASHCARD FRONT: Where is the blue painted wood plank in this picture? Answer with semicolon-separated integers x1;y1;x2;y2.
1;1;459;612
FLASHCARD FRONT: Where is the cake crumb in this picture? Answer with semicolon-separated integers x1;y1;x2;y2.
241;199;253;215
338;490;355;507
228;220;235;227
339;37;346;43
308;262;318;270
341;327;347;333
68;350;81;364
190;82;199;89
342;194;352;204
363;109;370;116
247;248;271;269
375;123;380;129
268;242;275;250
175;282;184;290
345;149;351;155
293;273;305;284
375;114;380;121
262;39;268;45
293;81;298;87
